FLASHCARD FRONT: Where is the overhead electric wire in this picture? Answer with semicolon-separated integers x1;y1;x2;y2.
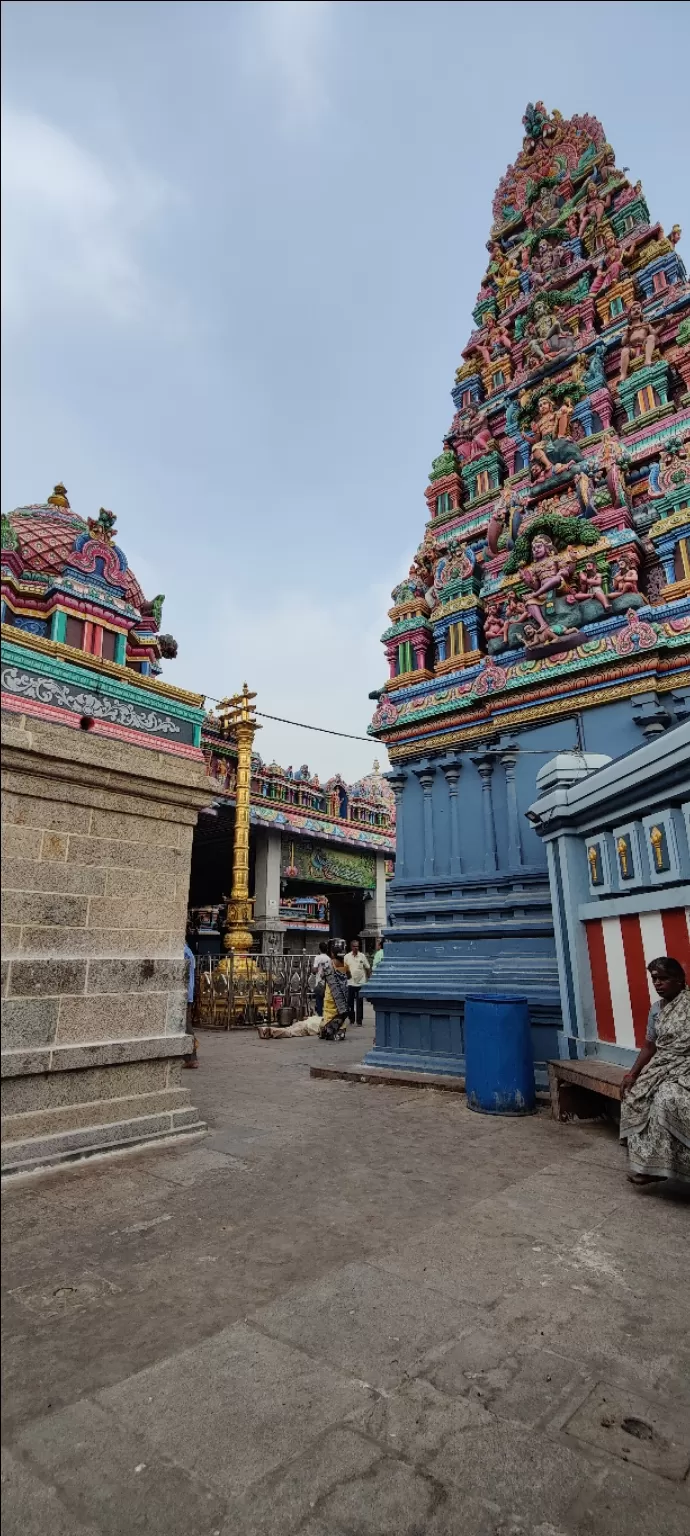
203;692;585;755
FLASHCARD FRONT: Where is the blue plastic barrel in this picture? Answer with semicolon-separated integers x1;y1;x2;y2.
464;993;535;1115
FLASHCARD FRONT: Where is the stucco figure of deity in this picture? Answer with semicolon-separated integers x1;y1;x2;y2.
599;435;629;508
468;314;512;367
493;248;521;294
554;396;574;438
530;185;560;231
524;300;575;368
525;395;586;481
530;237;569;286
504;396;522;436
456;404;496;462
486;490;524;556
589;230;627;295
520;534;580;637
502;592;529;642
483;597;505;645
522;616;559;647
619;304;658;381
574;561;612;612
612;552;640;595
577;178;612;240
582;345;608;392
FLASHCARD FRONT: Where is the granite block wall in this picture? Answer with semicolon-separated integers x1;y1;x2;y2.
1;712;212;1173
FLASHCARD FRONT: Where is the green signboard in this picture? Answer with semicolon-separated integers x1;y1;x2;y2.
281;837;376;889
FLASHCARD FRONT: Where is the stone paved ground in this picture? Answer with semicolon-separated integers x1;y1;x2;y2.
2;1010;689;1536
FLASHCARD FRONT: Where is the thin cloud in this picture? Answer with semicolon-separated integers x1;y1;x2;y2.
168;571;396;783
1;108;170;326
244;0;334;128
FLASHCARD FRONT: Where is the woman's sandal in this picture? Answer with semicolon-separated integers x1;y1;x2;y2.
627;1172;665;1185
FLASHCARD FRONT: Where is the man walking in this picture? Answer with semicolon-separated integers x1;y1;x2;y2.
311;940;330;1017
344;938;371;1027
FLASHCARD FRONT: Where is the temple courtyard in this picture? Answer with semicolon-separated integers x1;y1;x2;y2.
1;1012;689;1536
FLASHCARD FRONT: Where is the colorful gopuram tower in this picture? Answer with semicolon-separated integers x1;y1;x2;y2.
368;104;690;1079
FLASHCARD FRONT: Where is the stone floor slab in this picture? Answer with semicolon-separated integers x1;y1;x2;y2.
218;1427;382;1536
95;1320;369;1500
248;1259;484;1392
346;1375;493;1461
564;1460;690;1535
562;1379;690;1481
14;1400;227;1535
0;1448;103;1536
428;1419;605;1527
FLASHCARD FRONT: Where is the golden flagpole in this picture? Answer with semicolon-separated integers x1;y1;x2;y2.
216;684;260;953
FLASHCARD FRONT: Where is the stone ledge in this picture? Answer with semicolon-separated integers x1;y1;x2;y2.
1;1106;207;1175
2;753;211;818
1;1034;193;1078
310;1063;468;1091
310;1063;552;1102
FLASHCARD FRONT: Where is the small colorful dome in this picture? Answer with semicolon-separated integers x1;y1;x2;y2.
5;488;146;610
2;485;174;675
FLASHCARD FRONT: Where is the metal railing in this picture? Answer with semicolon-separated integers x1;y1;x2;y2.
194;951;317;1031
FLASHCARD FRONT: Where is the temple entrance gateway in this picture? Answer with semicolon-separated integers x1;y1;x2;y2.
189;740;394;959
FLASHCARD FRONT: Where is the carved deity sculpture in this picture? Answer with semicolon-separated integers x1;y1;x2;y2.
582;344;608;391
486;489;524;555
483;597;505;644
589;229;627;295
599;435;629;508
502;592;529;641
530;237;569;286
612;551;640;595
554;396;574;439
524;300;574;367
504;396;522;436
456;404;496;462
619;304;658;380
530;185;560;231
470;313;513;367
526;395;586;481
573;560;612;612
492;247;521;294
577;178;612;241
518;534;581;641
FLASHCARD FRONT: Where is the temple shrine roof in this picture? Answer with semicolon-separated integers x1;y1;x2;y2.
4;488;147;610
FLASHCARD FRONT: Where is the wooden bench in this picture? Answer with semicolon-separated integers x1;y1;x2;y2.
548;1058;625;1122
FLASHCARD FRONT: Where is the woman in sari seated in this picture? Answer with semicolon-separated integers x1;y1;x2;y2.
620;956;690;1186
320;940;350;1040
258;941;350;1041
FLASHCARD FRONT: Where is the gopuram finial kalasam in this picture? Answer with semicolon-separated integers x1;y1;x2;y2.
371;100;689;719
47;482;70;508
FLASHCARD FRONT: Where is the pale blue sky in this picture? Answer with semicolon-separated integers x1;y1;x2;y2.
2;1;689;779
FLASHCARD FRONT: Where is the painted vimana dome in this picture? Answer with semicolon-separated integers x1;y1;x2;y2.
1;484;177;673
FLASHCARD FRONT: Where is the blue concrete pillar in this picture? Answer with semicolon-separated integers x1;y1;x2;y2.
413;764;437;880
387;770;408;881
471;752;498;872
501;746;523;870
440;759;462;875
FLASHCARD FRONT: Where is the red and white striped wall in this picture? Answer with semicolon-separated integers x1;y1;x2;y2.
585;907;690;1049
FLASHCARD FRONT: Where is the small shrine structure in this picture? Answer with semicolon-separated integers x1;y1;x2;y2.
368;105;690;1079
1;486;210;1173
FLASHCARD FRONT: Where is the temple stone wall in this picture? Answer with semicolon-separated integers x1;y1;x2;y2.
1;711;212;1173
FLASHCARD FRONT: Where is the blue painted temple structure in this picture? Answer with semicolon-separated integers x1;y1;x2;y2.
367;104;690;1080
